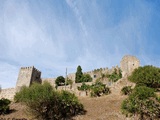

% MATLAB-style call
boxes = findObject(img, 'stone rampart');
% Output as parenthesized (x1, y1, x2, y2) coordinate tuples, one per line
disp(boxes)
(1, 55, 140, 99)
(0, 88, 16, 100)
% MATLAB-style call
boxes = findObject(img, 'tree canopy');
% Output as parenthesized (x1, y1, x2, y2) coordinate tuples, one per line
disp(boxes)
(128, 65, 160, 88)
(55, 76, 65, 86)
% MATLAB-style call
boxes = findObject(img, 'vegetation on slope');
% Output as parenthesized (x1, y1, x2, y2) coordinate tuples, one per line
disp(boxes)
(75, 65, 93, 83)
(0, 98, 11, 115)
(121, 86, 132, 95)
(128, 65, 160, 88)
(106, 68, 122, 82)
(122, 65, 160, 120)
(14, 82, 85, 120)
(78, 81, 110, 97)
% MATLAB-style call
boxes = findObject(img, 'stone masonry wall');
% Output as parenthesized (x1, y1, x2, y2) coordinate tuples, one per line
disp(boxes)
(0, 88, 16, 100)
(16, 66, 41, 92)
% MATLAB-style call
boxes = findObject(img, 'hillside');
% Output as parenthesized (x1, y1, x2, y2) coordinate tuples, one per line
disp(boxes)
(0, 77, 137, 120)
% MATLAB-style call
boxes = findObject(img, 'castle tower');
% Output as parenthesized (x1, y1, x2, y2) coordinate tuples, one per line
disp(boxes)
(120, 55, 140, 77)
(16, 66, 41, 92)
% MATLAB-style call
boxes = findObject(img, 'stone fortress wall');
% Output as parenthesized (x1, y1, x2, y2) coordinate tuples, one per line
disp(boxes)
(0, 55, 140, 100)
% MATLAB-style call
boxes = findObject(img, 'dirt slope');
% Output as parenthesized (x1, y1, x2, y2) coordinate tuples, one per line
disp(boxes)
(0, 78, 135, 120)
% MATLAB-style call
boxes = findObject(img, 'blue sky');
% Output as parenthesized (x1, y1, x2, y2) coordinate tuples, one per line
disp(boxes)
(0, 0, 160, 88)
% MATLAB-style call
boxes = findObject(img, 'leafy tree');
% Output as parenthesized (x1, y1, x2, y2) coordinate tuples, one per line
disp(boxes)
(121, 86, 160, 120)
(14, 82, 85, 120)
(75, 65, 83, 83)
(55, 76, 65, 86)
(0, 98, 11, 115)
(81, 74, 92, 82)
(128, 65, 160, 88)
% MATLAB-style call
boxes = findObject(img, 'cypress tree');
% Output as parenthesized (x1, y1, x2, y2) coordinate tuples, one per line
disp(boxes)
(75, 65, 83, 83)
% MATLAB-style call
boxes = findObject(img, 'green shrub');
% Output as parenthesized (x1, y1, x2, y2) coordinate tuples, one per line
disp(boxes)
(14, 82, 85, 120)
(121, 86, 132, 95)
(107, 68, 122, 82)
(128, 65, 160, 88)
(77, 83, 90, 91)
(59, 91, 84, 118)
(121, 86, 160, 119)
(90, 81, 110, 97)
(77, 81, 110, 97)
(0, 98, 11, 115)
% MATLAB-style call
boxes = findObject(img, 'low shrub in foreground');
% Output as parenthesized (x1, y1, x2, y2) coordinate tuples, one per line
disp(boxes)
(0, 98, 11, 115)
(121, 86, 160, 120)
(14, 82, 85, 120)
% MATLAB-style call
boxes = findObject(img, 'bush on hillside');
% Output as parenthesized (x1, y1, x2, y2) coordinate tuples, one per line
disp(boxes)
(121, 86, 160, 119)
(77, 81, 110, 97)
(77, 83, 90, 91)
(128, 65, 160, 88)
(121, 86, 132, 95)
(107, 68, 122, 82)
(0, 98, 11, 115)
(90, 81, 110, 97)
(14, 82, 85, 120)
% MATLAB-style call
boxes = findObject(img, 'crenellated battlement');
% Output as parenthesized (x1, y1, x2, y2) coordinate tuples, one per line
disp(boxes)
(16, 66, 41, 92)
(20, 66, 41, 73)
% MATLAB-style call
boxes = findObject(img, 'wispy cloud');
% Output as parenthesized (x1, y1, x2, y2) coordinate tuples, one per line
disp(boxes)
(0, 0, 159, 88)
(66, 0, 88, 36)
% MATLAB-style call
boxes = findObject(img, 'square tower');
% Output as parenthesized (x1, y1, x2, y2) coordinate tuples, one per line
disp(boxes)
(120, 55, 140, 77)
(16, 66, 41, 92)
